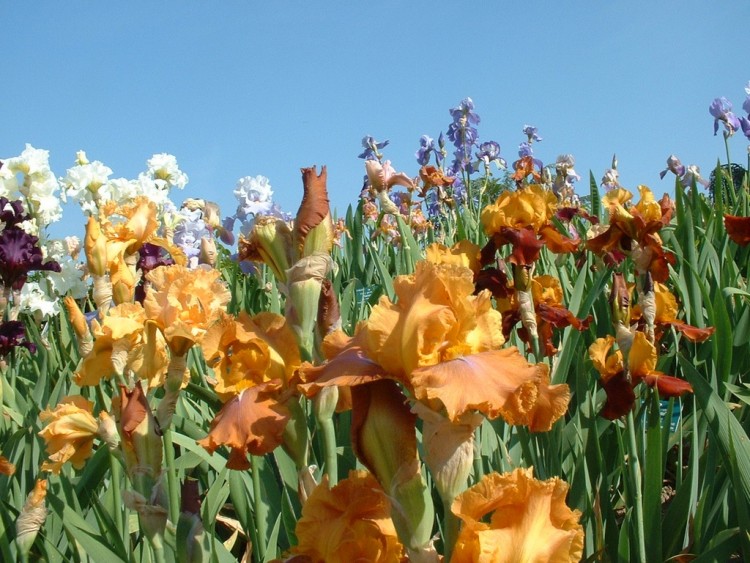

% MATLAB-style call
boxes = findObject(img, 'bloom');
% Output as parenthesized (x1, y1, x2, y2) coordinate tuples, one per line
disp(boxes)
(38, 396, 100, 474)
(709, 97, 741, 136)
(451, 468, 584, 563)
(144, 265, 231, 356)
(289, 470, 405, 562)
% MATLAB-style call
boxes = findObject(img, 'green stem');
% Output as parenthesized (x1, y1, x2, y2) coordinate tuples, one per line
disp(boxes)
(442, 498, 461, 562)
(317, 413, 338, 485)
(148, 534, 166, 563)
(472, 427, 483, 481)
(724, 134, 737, 204)
(252, 456, 268, 561)
(163, 428, 180, 525)
(626, 410, 647, 563)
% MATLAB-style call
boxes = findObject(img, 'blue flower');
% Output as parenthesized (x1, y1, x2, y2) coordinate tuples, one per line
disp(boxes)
(709, 97, 741, 136)
(475, 141, 506, 170)
(522, 125, 542, 143)
(517, 142, 544, 170)
(415, 135, 436, 166)
(358, 136, 389, 161)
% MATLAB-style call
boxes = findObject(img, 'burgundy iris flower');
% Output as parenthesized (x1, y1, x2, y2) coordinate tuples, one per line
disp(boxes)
(0, 320, 36, 356)
(0, 199, 61, 291)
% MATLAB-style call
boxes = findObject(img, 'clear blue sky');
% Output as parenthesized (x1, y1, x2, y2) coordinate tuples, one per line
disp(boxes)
(3, 1, 749, 240)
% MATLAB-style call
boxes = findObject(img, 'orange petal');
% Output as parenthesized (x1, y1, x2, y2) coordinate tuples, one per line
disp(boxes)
(539, 224, 579, 254)
(664, 320, 715, 342)
(198, 384, 289, 470)
(642, 371, 693, 398)
(451, 468, 584, 563)
(409, 349, 540, 423)
(297, 344, 389, 398)
(293, 470, 405, 563)
(527, 364, 571, 432)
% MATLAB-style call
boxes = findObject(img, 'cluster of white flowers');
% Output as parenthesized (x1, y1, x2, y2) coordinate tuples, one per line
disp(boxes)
(60, 151, 190, 217)
(147, 153, 189, 190)
(0, 144, 63, 234)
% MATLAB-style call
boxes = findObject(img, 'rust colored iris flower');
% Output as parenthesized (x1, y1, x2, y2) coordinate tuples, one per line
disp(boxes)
(38, 396, 100, 474)
(451, 467, 584, 563)
(481, 185, 579, 266)
(589, 332, 692, 419)
(198, 311, 301, 470)
(493, 274, 591, 358)
(587, 186, 675, 281)
(144, 264, 231, 356)
(724, 214, 750, 245)
(287, 470, 406, 563)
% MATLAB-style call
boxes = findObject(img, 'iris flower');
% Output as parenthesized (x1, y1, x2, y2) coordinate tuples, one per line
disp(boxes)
(198, 311, 301, 469)
(451, 468, 584, 563)
(284, 470, 405, 563)
(38, 396, 101, 474)
(587, 185, 675, 282)
(589, 332, 692, 419)
(0, 198, 61, 290)
(481, 184, 579, 267)
(0, 320, 36, 356)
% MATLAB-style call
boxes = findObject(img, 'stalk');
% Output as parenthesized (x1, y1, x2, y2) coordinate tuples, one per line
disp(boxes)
(252, 456, 268, 561)
(163, 429, 180, 525)
(626, 409, 647, 563)
(442, 498, 461, 562)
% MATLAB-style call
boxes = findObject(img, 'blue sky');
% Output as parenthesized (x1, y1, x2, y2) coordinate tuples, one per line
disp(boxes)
(3, 1, 749, 240)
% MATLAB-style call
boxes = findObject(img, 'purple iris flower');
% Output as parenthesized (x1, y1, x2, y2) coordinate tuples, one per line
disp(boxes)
(358, 136, 389, 161)
(0, 320, 35, 356)
(0, 205, 61, 291)
(659, 155, 686, 180)
(475, 141, 506, 169)
(415, 135, 436, 166)
(518, 142, 544, 170)
(522, 125, 542, 143)
(740, 117, 750, 141)
(135, 243, 176, 303)
(709, 97, 742, 136)
(447, 98, 480, 174)
(452, 175, 467, 203)
(743, 94, 750, 116)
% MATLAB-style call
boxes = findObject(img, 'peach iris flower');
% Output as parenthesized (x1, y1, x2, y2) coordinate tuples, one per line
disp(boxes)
(289, 470, 405, 563)
(76, 302, 169, 387)
(198, 311, 301, 470)
(0, 455, 16, 476)
(302, 260, 554, 427)
(38, 396, 100, 474)
(451, 467, 584, 563)
(144, 264, 231, 356)
(589, 332, 692, 419)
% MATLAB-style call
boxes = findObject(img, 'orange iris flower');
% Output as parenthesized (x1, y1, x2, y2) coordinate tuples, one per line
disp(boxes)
(38, 396, 101, 474)
(451, 467, 584, 563)
(284, 470, 406, 563)
(144, 264, 230, 356)
(198, 311, 302, 470)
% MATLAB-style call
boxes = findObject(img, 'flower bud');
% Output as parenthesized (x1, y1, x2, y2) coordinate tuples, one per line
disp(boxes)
(16, 479, 47, 558)
(293, 166, 333, 259)
(85, 216, 108, 276)
(238, 215, 292, 283)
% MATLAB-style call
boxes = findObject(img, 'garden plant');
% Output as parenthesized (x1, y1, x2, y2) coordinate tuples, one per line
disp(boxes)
(2, 88, 750, 562)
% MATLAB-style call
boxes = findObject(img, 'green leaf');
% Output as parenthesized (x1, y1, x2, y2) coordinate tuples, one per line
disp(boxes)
(47, 495, 124, 562)
(680, 354, 750, 510)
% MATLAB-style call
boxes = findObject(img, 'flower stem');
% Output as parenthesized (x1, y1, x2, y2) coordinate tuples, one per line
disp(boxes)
(626, 409, 647, 563)
(252, 456, 268, 561)
(163, 428, 180, 525)
(442, 498, 460, 562)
